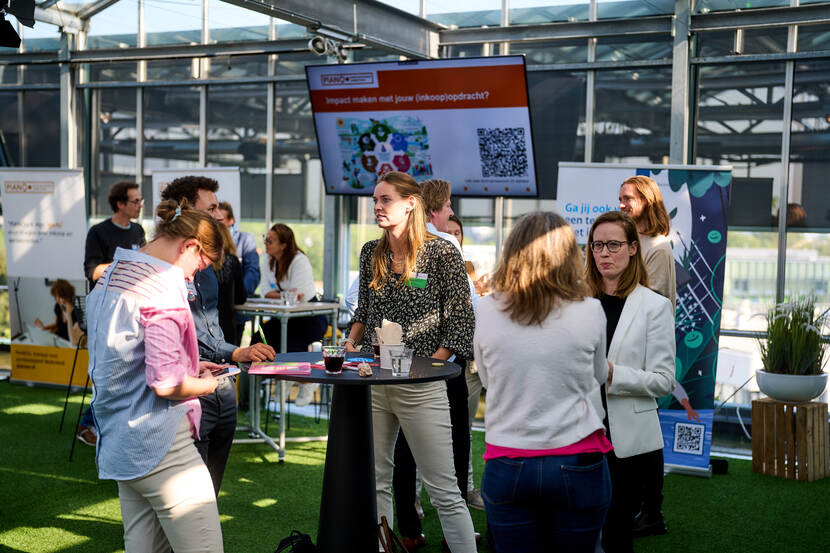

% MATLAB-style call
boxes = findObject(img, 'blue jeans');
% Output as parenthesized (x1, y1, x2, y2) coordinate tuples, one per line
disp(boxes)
(482, 453, 611, 553)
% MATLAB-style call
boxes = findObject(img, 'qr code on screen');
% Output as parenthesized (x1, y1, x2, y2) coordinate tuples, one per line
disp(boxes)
(477, 128, 528, 178)
(673, 422, 704, 455)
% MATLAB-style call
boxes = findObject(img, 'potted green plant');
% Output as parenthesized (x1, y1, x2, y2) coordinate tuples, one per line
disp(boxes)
(756, 297, 829, 402)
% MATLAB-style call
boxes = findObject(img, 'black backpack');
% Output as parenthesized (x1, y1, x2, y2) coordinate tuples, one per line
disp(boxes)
(274, 530, 317, 553)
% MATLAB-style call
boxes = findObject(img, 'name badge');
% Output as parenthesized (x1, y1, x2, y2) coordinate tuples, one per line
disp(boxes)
(407, 272, 428, 289)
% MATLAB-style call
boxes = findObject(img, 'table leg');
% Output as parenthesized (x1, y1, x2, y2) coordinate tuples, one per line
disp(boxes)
(317, 384, 377, 553)
(279, 318, 289, 462)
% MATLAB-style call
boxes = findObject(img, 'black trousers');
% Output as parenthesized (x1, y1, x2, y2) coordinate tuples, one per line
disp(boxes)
(393, 368, 470, 539)
(194, 377, 238, 496)
(638, 447, 664, 518)
(602, 448, 663, 553)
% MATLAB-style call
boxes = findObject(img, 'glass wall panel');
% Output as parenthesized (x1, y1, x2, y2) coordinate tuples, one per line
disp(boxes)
(742, 27, 788, 55)
(146, 59, 196, 82)
(429, 5, 503, 27)
(593, 67, 671, 164)
(696, 0, 788, 14)
(22, 64, 59, 85)
(22, 91, 59, 167)
(21, 23, 60, 52)
(143, 86, 201, 212)
(597, 0, 674, 19)
(208, 0, 270, 42)
(86, 1, 138, 49)
(144, 2, 202, 46)
(0, 65, 18, 84)
(88, 62, 138, 83)
(457, 198, 497, 282)
(596, 36, 672, 62)
(797, 22, 830, 52)
(0, 91, 21, 165)
(93, 88, 138, 217)
(511, 1, 590, 24)
(789, 59, 830, 230)
(273, 80, 325, 289)
(511, 40, 588, 64)
(207, 83, 267, 227)
(207, 55, 268, 80)
(276, 51, 328, 76)
(527, 70, 586, 199)
(696, 30, 735, 58)
(696, 62, 785, 330)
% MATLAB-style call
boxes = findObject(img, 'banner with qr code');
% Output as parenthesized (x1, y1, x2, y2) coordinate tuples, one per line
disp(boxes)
(306, 56, 538, 197)
(557, 163, 731, 473)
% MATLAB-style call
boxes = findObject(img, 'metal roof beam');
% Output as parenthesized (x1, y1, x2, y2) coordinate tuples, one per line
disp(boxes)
(34, 6, 87, 33)
(218, 0, 442, 59)
(78, 0, 123, 20)
(691, 4, 830, 32)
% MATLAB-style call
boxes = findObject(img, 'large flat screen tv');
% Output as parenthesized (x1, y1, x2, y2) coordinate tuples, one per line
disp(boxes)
(306, 55, 538, 197)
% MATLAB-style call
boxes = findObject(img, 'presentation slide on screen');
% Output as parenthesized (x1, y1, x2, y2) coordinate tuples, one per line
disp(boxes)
(306, 56, 537, 196)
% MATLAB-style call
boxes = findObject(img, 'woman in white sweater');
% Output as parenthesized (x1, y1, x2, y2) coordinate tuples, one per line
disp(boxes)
(585, 211, 676, 553)
(474, 211, 611, 553)
(257, 223, 326, 353)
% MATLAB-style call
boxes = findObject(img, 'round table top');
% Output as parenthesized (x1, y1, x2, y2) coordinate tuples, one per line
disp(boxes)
(247, 351, 461, 385)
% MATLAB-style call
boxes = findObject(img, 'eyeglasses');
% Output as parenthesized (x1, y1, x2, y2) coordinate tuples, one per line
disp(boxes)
(589, 240, 628, 253)
(264, 236, 273, 246)
(127, 198, 144, 206)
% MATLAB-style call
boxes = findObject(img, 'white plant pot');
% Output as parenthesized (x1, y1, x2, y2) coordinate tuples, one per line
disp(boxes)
(756, 370, 828, 402)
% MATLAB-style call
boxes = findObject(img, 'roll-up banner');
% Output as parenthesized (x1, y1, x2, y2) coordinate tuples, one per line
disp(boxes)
(558, 162, 732, 475)
(151, 167, 241, 220)
(0, 168, 89, 386)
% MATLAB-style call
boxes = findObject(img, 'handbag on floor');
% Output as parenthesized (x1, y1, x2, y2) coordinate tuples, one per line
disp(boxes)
(377, 515, 408, 553)
(274, 530, 317, 553)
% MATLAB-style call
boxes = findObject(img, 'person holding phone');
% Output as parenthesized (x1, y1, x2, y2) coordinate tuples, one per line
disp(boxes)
(86, 200, 228, 552)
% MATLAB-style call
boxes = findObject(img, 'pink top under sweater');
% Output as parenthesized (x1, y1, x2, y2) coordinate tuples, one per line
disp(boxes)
(484, 429, 613, 460)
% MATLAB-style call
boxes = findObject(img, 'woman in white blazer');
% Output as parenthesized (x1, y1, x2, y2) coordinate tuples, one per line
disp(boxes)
(585, 211, 675, 553)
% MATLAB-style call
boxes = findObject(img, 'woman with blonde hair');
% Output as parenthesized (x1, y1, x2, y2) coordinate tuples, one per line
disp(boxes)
(475, 211, 611, 552)
(585, 210, 675, 553)
(343, 171, 477, 552)
(87, 199, 228, 552)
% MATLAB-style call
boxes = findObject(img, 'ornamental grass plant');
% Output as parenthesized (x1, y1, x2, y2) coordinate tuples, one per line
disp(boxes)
(758, 296, 830, 376)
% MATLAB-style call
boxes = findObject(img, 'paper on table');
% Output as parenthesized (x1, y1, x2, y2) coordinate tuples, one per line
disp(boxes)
(248, 362, 311, 376)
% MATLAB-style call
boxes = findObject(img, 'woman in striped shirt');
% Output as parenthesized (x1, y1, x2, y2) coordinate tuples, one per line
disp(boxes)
(87, 200, 227, 553)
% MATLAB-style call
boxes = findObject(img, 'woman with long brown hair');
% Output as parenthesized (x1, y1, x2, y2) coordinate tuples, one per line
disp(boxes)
(585, 210, 675, 553)
(474, 211, 611, 552)
(257, 223, 326, 353)
(343, 171, 477, 552)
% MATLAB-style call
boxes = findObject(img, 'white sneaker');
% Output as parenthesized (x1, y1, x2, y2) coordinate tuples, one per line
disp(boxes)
(294, 383, 318, 407)
(466, 488, 485, 510)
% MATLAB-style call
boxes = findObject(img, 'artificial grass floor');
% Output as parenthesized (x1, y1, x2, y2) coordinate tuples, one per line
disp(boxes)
(1, 380, 829, 552)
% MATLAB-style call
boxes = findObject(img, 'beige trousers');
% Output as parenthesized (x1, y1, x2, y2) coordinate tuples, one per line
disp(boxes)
(117, 418, 224, 553)
(372, 381, 476, 553)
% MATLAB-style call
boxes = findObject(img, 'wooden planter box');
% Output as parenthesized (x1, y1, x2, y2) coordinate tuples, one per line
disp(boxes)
(752, 398, 829, 481)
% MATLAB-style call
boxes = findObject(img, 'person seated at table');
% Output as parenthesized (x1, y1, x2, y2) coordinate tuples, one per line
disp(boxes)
(86, 200, 226, 552)
(255, 223, 327, 406)
(34, 278, 82, 346)
(343, 171, 477, 553)
(585, 211, 676, 553)
(474, 211, 611, 552)
(215, 223, 246, 345)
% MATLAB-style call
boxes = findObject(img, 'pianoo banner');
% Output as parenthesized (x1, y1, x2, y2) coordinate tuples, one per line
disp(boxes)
(0, 168, 89, 386)
(558, 162, 733, 474)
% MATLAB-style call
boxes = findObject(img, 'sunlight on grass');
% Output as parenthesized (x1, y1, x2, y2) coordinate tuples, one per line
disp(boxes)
(0, 526, 89, 551)
(219, 514, 233, 523)
(0, 467, 96, 484)
(238, 477, 254, 483)
(252, 498, 278, 508)
(56, 498, 122, 524)
(3, 403, 62, 416)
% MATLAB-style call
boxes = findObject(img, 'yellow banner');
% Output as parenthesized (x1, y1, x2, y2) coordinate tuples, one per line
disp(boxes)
(11, 344, 89, 387)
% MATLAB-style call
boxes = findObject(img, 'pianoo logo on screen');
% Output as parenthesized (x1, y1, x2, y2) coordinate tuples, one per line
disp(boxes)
(4, 181, 55, 194)
(320, 72, 374, 86)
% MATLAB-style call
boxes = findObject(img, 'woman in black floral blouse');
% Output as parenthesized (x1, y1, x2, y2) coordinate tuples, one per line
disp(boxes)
(344, 171, 477, 552)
